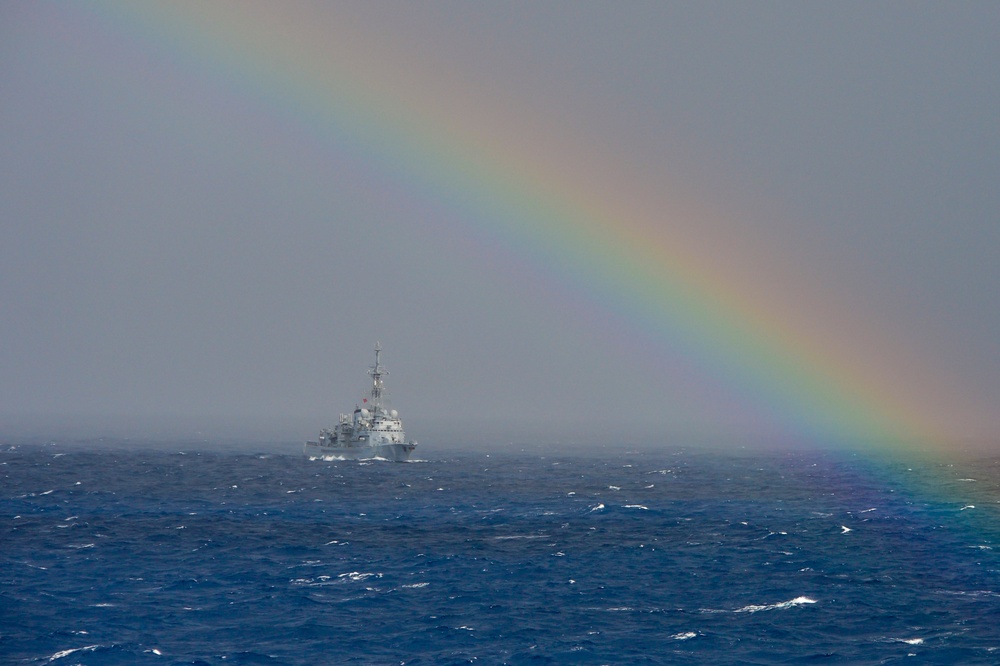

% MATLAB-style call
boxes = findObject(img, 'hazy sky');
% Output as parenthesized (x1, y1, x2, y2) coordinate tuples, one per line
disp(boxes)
(2, 2, 999, 449)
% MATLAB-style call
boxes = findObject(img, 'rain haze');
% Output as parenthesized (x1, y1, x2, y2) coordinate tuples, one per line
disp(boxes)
(2, 2, 999, 452)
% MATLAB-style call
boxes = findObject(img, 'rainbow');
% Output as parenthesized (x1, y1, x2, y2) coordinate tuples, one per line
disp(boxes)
(75, 1, 973, 457)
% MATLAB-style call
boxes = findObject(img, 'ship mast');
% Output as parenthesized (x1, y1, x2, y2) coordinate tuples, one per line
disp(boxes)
(369, 341, 386, 408)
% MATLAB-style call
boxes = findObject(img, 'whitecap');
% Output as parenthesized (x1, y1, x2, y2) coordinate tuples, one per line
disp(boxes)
(47, 645, 100, 661)
(590, 503, 605, 512)
(671, 631, 697, 640)
(401, 582, 429, 588)
(757, 530, 787, 540)
(880, 636, 924, 645)
(623, 505, 649, 510)
(734, 596, 816, 613)
(339, 571, 381, 582)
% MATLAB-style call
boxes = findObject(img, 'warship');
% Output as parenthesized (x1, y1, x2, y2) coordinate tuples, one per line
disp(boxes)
(304, 343, 417, 462)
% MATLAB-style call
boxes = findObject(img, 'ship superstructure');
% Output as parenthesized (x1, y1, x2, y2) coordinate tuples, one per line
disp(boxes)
(304, 343, 417, 462)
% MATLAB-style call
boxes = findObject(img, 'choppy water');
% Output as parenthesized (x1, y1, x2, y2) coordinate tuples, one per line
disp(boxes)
(3, 443, 1000, 664)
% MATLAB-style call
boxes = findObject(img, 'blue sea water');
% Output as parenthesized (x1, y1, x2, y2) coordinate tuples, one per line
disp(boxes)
(3, 443, 1000, 665)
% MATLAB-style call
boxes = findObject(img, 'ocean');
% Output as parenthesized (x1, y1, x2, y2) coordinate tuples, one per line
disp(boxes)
(3, 442, 999, 665)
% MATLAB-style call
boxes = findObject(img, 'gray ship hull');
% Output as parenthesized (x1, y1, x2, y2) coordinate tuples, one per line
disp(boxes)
(304, 440, 415, 462)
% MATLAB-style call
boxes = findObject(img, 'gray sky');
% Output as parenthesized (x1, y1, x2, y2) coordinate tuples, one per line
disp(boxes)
(2, 2, 999, 449)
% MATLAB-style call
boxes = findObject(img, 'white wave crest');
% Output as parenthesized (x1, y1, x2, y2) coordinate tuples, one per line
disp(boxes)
(879, 636, 925, 645)
(47, 645, 100, 662)
(734, 596, 817, 613)
(339, 571, 381, 582)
